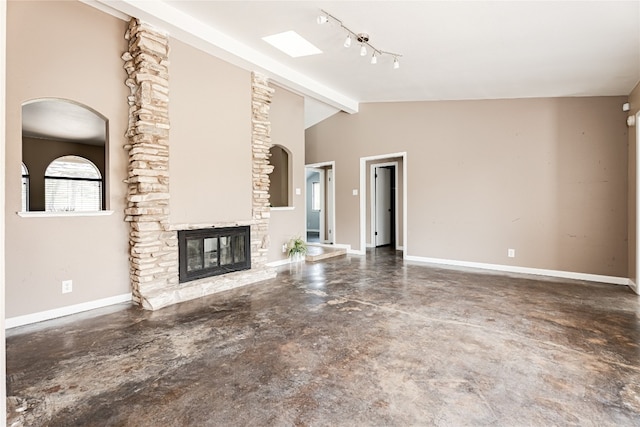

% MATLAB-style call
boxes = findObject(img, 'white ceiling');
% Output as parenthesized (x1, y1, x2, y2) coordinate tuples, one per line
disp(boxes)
(83, 1, 640, 127)
(22, 99, 106, 145)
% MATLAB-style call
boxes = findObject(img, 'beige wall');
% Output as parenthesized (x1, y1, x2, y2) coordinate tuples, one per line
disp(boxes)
(5, 1, 130, 317)
(168, 41, 305, 262)
(22, 137, 105, 211)
(307, 97, 628, 277)
(628, 82, 640, 284)
(169, 38, 252, 225)
(268, 85, 305, 262)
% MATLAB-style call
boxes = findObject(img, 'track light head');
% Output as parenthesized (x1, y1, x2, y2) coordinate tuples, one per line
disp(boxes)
(371, 53, 378, 64)
(393, 57, 400, 69)
(317, 15, 328, 24)
(357, 34, 369, 56)
(344, 34, 352, 48)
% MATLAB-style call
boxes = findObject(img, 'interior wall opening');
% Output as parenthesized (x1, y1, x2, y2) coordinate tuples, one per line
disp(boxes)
(21, 98, 108, 212)
(360, 153, 407, 257)
(305, 161, 335, 245)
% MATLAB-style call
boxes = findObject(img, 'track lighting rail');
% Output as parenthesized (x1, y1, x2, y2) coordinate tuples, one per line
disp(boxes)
(317, 9, 402, 69)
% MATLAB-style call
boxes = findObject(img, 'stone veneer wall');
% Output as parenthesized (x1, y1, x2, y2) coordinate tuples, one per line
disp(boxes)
(122, 19, 275, 311)
(250, 72, 276, 267)
(122, 19, 176, 308)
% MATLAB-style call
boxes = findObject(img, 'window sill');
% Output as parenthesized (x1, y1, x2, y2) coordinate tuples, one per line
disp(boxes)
(270, 207, 295, 211)
(17, 210, 115, 218)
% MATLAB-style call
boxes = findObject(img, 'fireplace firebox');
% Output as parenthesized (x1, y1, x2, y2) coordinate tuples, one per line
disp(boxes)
(178, 226, 251, 283)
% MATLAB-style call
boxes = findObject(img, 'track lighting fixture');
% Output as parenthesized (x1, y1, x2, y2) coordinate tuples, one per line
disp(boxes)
(317, 9, 402, 69)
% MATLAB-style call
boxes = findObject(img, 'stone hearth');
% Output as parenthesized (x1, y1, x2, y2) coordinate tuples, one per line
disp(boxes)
(122, 19, 275, 310)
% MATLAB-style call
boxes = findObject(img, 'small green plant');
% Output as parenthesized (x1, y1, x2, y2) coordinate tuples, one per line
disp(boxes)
(287, 236, 307, 258)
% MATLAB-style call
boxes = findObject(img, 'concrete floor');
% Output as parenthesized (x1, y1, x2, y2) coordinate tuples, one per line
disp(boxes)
(6, 249, 640, 426)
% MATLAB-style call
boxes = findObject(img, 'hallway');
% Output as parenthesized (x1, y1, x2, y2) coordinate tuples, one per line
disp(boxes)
(6, 250, 640, 426)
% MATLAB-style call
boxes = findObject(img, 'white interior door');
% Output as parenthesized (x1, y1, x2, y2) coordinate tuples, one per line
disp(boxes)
(326, 169, 334, 243)
(375, 166, 391, 246)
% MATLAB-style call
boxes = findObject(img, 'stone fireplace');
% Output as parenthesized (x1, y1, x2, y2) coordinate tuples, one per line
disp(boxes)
(122, 19, 276, 310)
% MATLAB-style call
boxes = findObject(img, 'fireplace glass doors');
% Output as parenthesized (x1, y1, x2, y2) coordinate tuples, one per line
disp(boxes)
(178, 226, 251, 283)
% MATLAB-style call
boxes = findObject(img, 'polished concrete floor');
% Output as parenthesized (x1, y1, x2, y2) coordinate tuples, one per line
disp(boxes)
(6, 249, 640, 426)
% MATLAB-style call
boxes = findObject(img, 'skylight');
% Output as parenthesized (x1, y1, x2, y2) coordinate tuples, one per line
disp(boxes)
(262, 31, 322, 58)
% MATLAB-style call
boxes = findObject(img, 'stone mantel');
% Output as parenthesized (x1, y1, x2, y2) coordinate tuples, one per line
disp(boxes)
(169, 219, 257, 231)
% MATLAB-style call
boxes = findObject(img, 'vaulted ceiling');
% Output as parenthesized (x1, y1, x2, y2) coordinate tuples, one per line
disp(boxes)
(86, 1, 640, 127)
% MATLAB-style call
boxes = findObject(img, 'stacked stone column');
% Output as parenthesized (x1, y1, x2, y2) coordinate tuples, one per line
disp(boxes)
(251, 73, 275, 268)
(122, 19, 177, 307)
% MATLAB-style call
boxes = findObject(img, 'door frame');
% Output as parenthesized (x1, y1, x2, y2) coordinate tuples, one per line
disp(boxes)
(359, 152, 407, 257)
(326, 168, 334, 244)
(634, 110, 640, 294)
(305, 161, 336, 244)
(306, 167, 325, 241)
(370, 161, 398, 248)
(1, 0, 7, 416)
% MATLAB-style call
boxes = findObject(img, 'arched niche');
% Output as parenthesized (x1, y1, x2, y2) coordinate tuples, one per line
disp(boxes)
(269, 144, 292, 208)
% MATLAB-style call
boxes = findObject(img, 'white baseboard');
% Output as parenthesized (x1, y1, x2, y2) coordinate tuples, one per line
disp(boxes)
(6, 293, 133, 329)
(404, 255, 629, 286)
(396, 246, 404, 251)
(332, 243, 351, 250)
(629, 280, 639, 294)
(266, 258, 295, 267)
(366, 243, 375, 248)
(307, 242, 361, 255)
(306, 229, 320, 233)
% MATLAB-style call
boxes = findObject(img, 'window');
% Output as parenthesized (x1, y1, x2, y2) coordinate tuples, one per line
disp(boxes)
(45, 156, 102, 212)
(311, 181, 321, 211)
(21, 163, 29, 212)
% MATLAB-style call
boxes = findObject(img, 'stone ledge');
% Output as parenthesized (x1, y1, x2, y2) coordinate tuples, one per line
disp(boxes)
(170, 220, 257, 231)
(140, 267, 277, 310)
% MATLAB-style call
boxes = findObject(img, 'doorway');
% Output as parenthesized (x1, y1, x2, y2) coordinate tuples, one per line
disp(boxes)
(305, 162, 335, 244)
(359, 152, 407, 257)
(372, 164, 396, 247)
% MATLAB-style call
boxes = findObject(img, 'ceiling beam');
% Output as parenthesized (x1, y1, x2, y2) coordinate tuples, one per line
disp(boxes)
(81, 0, 359, 114)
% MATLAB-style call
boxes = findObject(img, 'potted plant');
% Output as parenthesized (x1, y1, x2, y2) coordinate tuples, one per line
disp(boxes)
(287, 236, 307, 262)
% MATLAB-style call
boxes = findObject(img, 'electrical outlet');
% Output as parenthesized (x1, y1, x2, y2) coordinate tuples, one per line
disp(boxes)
(62, 280, 73, 294)
(508, 249, 515, 258)
(282, 244, 287, 253)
